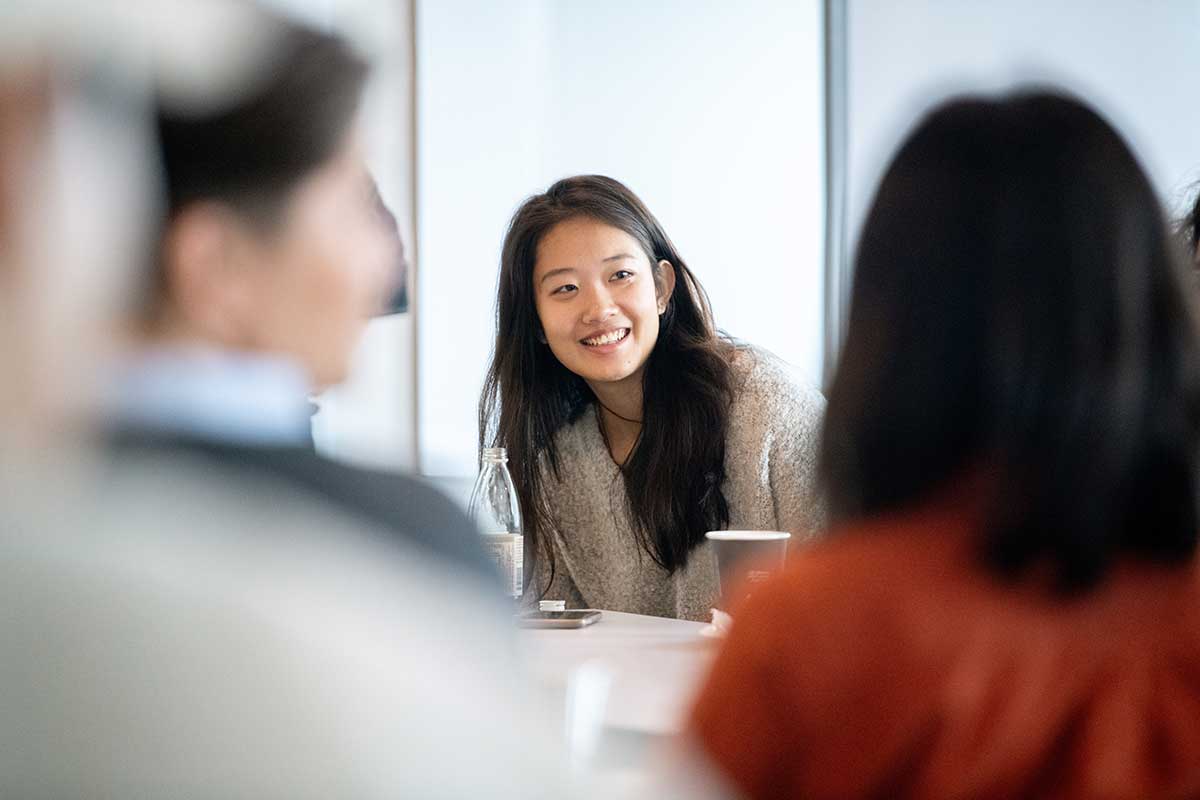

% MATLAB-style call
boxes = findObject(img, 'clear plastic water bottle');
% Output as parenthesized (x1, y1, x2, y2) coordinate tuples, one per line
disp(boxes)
(468, 447, 524, 599)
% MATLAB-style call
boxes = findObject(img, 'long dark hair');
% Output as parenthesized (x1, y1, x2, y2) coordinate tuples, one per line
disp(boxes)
(821, 90, 1200, 591)
(1179, 184, 1200, 264)
(479, 175, 735, 585)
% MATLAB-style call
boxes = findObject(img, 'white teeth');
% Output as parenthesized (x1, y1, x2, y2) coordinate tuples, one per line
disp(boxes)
(583, 328, 629, 346)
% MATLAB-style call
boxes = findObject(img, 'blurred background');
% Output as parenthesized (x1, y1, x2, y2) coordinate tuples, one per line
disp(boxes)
(288, 0, 1200, 490)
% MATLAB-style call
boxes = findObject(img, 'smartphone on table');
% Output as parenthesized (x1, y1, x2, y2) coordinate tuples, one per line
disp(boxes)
(516, 609, 602, 629)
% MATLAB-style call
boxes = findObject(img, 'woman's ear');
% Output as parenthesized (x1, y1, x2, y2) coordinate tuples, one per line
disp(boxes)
(655, 259, 677, 314)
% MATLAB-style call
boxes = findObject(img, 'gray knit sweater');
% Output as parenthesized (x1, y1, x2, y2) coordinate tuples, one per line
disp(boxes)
(526, 346, 826, 621)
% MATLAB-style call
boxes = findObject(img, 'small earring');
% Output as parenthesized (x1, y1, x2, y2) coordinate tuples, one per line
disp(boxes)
(537, 330, 548, 344)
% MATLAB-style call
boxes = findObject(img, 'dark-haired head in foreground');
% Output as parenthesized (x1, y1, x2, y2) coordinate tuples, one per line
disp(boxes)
(117, 12, 495, 583)
(147, 16, 396, 389)
(821, 90, 1200, 591)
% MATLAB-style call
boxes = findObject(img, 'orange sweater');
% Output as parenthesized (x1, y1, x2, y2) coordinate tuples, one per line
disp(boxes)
(689, 495, 1200, 799)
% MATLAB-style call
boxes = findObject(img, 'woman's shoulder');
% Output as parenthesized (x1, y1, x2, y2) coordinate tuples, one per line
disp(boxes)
(547, 406, 594, 458)
(727, 343, 825, 422)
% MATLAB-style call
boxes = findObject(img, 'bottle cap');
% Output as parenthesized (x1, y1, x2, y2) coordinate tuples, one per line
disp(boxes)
(539, 600, 566, 612)
(481, 447, 508, 463)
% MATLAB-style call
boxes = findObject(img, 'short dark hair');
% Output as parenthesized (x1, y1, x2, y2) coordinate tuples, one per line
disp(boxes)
(821, 90, 1200, 591)
(155, 17, 368, 226)
(144, 16, 367, 321)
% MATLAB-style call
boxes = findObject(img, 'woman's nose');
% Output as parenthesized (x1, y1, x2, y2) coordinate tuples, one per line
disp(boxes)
(581, 287, 618, 325)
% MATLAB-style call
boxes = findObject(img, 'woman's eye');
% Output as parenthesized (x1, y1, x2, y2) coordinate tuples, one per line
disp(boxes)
(551, 284, 577, 296)
(611, 270, 634, 281)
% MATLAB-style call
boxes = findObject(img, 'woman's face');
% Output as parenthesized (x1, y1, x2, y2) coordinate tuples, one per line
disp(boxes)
(532, 217, 674, 393)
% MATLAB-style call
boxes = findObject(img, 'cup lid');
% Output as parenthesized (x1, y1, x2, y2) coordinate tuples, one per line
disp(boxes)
(705, 530, 791, 541)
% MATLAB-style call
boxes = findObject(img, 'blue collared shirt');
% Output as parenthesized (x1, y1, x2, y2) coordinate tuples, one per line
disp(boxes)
(106, 346, 314, 447)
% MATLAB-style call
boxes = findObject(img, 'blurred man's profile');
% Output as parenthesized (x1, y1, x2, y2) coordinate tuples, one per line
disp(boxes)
(107, 10, 494, 584)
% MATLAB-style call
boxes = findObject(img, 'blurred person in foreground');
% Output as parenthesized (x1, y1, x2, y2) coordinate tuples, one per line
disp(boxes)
(1, 5, 578, 798)
(107, 12, 494, 584)
(687, 91, 1200, 798)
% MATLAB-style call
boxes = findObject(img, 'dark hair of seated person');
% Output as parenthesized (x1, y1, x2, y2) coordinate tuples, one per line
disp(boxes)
(145, 16, 368, 316)
(820, 90, 1200, 592)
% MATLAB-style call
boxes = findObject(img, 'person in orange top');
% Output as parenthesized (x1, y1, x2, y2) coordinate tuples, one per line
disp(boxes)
(688, 90, 1200, 799)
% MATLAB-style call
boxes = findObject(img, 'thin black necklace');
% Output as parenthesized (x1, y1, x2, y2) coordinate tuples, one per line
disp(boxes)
(595, 399, 643, 425)
(595, 400, 643, 469)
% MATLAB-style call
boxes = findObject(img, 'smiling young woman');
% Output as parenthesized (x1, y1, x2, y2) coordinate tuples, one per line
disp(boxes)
(479, 175, 825, 620)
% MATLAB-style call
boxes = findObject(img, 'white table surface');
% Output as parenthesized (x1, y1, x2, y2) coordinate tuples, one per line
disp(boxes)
(517, 610, 720, 735)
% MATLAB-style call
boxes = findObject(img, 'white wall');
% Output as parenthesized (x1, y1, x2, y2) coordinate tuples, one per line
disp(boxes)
(845, 0, 1200, 250)
(317, 2, 1200, 476)
(416, 0, 825, 476)
(414, 1, 551, 477)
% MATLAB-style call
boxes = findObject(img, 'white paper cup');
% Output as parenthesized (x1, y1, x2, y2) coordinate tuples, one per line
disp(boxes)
(706, 530, 791, 610)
